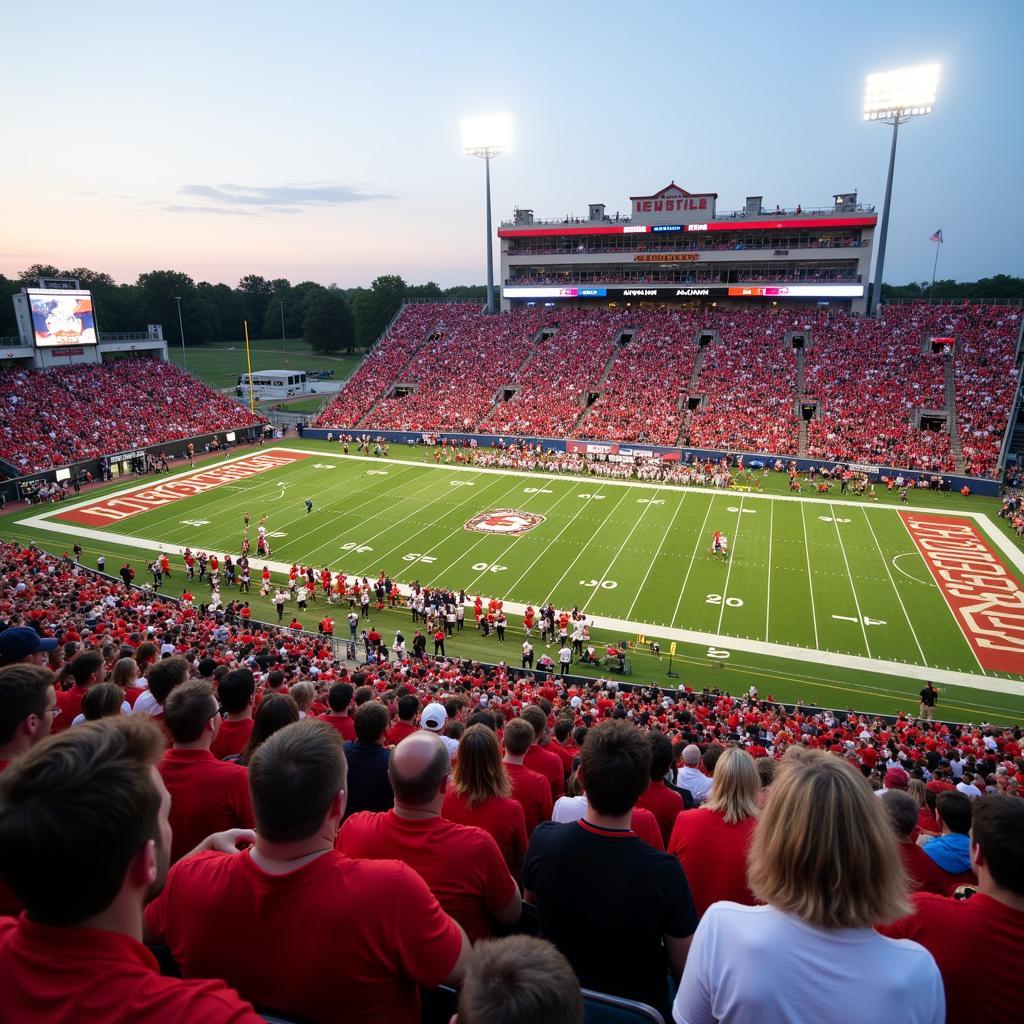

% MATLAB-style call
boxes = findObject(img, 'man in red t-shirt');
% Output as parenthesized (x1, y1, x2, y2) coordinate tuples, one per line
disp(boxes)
(549, 718, 578, 776)
(878, 795, 1024, 1023)
(502, 718, 553, 835)
(880, 791, 949, 895)
(321, 681, 356, 741)
(159, 681, 254, 862)
(520, 706, 566, 801)
(338, 731, 521, 941)
(0, 717, 261, 1023)
(146, 718, 469, 1024)
(210, 670, 255, 761)
(55, 650, 105, 733)
(637, 731, 684, 846)
(387, 694, 419, 746)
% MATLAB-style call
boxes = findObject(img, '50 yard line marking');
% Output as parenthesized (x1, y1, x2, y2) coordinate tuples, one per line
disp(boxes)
(829, 502, 871, 656)
(716, 497, 744, 635)
(799, 503, 820, 650)
(627, 492, 687, 620)
(765, 500, 774, 642)
(862, 509, 928, 666)
(671, 495, 716, 628)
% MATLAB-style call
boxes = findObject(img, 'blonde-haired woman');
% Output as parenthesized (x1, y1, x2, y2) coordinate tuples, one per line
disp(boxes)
(672, 748, 943, 1024)
(442, 724, 528, 875)
(668, 746, 760, 918)
(290, 681, 316, 718)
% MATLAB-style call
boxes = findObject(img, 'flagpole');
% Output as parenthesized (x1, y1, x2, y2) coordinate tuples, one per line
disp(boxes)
(928, 238, 941, 302)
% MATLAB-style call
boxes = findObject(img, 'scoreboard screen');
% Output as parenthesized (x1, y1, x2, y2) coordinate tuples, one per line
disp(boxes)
(26, 290, 98, 347)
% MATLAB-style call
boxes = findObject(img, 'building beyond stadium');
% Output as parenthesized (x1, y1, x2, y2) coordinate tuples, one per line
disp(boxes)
(499, 182, 877, 314)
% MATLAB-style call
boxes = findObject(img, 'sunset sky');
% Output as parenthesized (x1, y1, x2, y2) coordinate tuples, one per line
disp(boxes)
(1, 0, 1021, 289)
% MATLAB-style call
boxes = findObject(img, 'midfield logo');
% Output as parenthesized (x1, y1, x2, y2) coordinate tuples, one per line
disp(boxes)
(465, 509, 545, 535)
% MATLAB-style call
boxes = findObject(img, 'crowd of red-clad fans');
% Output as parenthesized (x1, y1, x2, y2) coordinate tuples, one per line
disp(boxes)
(0, 537, 1021, 1023)
(315, 302, 1020, 478)
(0, 359, 263, 475)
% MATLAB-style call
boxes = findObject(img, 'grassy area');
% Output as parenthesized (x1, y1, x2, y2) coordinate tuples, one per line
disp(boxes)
(168, 339, 363, 390)
(6, 438, 1022, 723)
(271, 396, 329, 414)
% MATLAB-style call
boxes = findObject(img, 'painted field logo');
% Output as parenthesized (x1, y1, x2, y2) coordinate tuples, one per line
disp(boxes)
(465, 509, 544, 535)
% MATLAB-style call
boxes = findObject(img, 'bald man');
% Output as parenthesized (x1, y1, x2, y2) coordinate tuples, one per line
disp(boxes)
(338, 732, 521, 941)
(677, 744, 712, 805)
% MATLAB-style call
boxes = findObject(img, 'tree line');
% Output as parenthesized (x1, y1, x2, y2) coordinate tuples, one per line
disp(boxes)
(879, 274, 1024, 303)
(0, 267, 486, 354)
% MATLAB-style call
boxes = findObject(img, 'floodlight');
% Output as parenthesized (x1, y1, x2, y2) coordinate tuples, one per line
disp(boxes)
(863, 64, 940, 121)
(462, 113, 512, 156)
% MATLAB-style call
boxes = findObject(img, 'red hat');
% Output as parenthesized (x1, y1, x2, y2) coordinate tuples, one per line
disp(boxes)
(926, 780, 955, 794)
(885, 766, 909, 789)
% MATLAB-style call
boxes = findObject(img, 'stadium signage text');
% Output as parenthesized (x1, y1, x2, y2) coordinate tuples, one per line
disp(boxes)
(634, 254, 700, 263)
(899, 512, 1024, 674)
(55, 450, 310, 527)
(504, 284, 864, 301)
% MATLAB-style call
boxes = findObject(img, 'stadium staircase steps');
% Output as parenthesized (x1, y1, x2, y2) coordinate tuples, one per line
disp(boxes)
(674, 343, 710, 445)
(572, 335, 629, 431)
(354, 319, 439, 428)
(944, 355, 966, 474)
(475, 333, 550, 430)
(796, 347, 808, 456)
(798, 419, 809, 457)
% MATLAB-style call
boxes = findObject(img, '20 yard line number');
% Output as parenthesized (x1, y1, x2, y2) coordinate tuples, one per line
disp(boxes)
(706, 593, 744, 607)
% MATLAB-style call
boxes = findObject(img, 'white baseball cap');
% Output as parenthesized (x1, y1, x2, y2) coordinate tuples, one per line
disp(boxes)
(421, 701, 448, 731)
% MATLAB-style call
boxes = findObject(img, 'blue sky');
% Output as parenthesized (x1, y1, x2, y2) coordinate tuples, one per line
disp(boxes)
(1, 0, 1021, 288)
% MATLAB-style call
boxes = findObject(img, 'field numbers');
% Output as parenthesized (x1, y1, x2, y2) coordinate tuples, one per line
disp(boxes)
(637, 498, 665, 505)
(180, 519, 210, 527)
(449, 480, 475, 487)
(341, 542, 373, 554)
(579, 578, 618, 589)
(267, 531, 288, 538)
(818, 516, 851, 523)
(832, 614, 887, 626)
(577, 493, 606, 500)
(365, 470, 388, 476)
(402, 553, 437, 564)
(706, 647, 730, 659)
(523, 487, 552, 494)
(706, 593, 744, 607)
(312, 463, 337, 469)
(471, 562, 508, 573)
(726, 506, 757, 514)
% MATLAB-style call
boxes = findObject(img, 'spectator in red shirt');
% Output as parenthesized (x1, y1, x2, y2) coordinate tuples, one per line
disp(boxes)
(549, 717, 579, 774)
(231, 693, 299, 767)
(54, 650, 105, 732)
(386, 694, 419, 746)
(321, 681, 356, 740)
(880, 791, 949, 895)
(145, 718, 469, 1024)
(668, 746, 760, 917)
(879, 795, 1024, 1023)
(159, 680, 254, 863)
(520, 706, 566, 801)
(0, 665, 58, 776)
(502, 718, 553, 835)
(0, 717, 262, 1024)
(210, 670, 255, 761)
(637, 730, 685, 846)
(457, 935, 583, 1024)
(443, 724, 528, 876)
(339, 731, 521, 941)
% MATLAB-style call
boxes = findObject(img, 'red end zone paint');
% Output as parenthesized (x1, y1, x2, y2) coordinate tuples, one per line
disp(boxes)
(55, 450, 310, 527)
(899, 511, 1024, 674)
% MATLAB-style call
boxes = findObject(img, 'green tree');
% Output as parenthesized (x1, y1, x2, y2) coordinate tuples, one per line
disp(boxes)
(136, 270, 204, 346)
(304, 287, 355, 353)
(238, 274, 275, 338)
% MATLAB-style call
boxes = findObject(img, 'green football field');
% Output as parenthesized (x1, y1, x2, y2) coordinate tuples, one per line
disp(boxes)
(7, 440, 1024, 724)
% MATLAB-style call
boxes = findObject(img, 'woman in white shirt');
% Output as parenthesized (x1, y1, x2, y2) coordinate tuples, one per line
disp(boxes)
(673, 747, 944, 1024)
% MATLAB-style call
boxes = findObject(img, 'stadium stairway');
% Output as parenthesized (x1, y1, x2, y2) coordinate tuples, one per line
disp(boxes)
(474, 329, 553, 429)
(674, 334, 711, 445)
(572, 328, 630, 432)
(945, 354, 966, 474)
(796, 345, 809, 457)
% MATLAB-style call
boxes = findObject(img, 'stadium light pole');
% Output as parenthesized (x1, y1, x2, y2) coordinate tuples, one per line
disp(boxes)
(462, 114, 512, 316)
(174, 295, 188, 373)
(863, 64, 940, 315)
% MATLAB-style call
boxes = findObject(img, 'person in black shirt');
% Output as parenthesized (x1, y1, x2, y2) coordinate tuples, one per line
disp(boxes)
(919, 682, 939, 721)
(523, 720, 697, 1020)
(342, 702, 393, 819)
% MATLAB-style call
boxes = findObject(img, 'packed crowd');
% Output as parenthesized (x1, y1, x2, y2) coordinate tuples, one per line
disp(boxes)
(506, 265, 860, 287)
(0, 536, 1021, 1024)
(506, 230, 867, 256)
(0, 359, 263, 475)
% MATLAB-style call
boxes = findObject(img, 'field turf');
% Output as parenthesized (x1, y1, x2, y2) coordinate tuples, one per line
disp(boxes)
(6, 439, 1024, 724)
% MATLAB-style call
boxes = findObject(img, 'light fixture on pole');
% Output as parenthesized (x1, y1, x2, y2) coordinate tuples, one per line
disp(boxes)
(863, 63, 940, 314)
(174, 295, 188, 373)
(462, 113, 512, 315)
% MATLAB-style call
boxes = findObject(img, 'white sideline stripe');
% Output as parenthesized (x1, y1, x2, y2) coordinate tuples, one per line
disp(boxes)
(15, 447, 1024, 697)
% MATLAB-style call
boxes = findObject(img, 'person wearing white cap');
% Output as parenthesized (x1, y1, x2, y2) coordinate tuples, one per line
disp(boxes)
(421, 701, 459, 759)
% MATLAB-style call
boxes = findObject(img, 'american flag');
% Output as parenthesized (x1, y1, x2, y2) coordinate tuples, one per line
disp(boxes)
(930, 228, 943, 243)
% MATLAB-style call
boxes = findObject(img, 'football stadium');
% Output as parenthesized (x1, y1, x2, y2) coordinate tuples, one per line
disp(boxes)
(0, 7, 1022, 1024)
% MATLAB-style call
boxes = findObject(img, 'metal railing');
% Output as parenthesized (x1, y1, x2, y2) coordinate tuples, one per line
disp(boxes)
(98, 332, 163, 343)
(0, 336, 27, 347)
(501, 204, 875, 228)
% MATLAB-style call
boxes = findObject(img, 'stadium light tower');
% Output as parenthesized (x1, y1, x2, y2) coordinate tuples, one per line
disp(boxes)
(173, 295, 188, 373)
(462, 113, 512, 315)
(863, 63, 940, 314)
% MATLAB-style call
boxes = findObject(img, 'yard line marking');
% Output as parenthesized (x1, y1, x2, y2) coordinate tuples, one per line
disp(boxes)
(716, 497, 744, 635)
(829, 503, 871, 656)
(799, 502, 820, 650)
(765, 499, 774, 642)
(861, 509, 928, 665)
(583, 484, 666, 615)
(501, 484, 611, 598)
(891, 552, 938, 586)
(542, 487, 632, 605)
(627, 492, 687, 620)
(671, 494, 716, 629)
